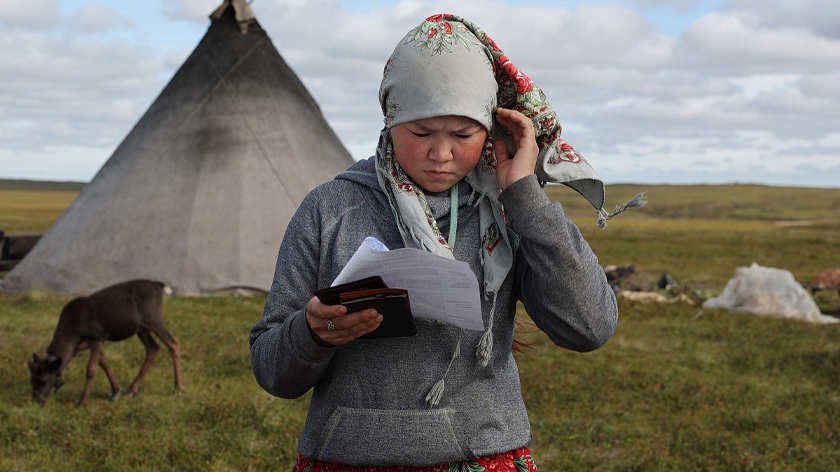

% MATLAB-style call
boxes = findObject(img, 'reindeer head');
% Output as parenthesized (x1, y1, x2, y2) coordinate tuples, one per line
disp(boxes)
(28, 353, 63, 405)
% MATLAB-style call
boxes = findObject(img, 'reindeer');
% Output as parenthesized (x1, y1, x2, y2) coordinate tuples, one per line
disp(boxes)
(27, 279, 184, 407)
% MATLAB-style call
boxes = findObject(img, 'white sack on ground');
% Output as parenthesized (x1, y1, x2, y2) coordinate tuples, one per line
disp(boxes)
(703, 263, 839, 324)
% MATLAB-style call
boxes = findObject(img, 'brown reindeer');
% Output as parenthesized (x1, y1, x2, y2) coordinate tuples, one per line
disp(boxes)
(27, 279, 183, 407)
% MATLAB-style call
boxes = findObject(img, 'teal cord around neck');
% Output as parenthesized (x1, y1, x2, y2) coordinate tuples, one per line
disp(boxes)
(448, 184, 458, 251)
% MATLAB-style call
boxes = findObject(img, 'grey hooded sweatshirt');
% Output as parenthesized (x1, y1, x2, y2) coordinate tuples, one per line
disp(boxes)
(249, 157, 617, 467)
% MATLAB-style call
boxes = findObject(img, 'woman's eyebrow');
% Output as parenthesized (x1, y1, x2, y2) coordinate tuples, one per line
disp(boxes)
(408, 123, 482, 133)
(411, 124, 434, 132)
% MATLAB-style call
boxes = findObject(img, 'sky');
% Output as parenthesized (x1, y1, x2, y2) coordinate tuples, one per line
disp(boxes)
(1, 0, 838, 187)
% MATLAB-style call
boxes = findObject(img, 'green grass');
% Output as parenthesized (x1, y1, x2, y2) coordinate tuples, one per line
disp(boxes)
(547, 183, 840, 222)
(3, 294, 839, 470)
(0, 183, 81, 234)
(1, 181, 840, 470)
(1, 295, 307, 471)
(547, 184, 840, 295)
(0, 179, 86, 192)
(0, 180, 85, 278)
(577, 219, 840, 295)
(518, 303, 840, 471)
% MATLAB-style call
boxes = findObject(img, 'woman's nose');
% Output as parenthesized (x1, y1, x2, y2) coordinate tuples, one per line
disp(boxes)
(428, 140, 453, 162)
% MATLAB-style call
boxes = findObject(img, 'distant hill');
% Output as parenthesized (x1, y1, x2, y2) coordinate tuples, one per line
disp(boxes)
(0, 179, 86, 192)
(0, 180, 85, 234)
(1, 178, 838, 289)
(547, 183, 840, 223)
(2, 178, 840, 223)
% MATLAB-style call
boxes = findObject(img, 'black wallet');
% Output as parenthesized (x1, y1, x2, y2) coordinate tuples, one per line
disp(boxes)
(314, 277, 416, 339)
(340, 288, 416, 339)
(314, 276, 387, 305)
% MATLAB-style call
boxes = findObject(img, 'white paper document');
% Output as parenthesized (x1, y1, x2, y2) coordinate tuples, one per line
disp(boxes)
(332, 238, 485, 331)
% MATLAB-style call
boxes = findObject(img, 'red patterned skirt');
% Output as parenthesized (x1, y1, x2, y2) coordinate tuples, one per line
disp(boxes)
(292, 447, 539, 472)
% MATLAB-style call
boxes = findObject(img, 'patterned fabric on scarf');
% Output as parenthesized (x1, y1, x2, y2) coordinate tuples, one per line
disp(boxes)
(375, 13, 640, 304)
(377, 14, 625, 232)
(374, 13, 644, 407)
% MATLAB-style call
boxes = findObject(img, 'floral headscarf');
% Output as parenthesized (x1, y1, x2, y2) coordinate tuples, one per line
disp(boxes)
(375, 14, 642, 406)
(378, 14, 644, 229)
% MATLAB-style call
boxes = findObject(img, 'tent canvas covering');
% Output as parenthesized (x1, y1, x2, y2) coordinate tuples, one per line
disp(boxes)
(0, 5, 354, 296)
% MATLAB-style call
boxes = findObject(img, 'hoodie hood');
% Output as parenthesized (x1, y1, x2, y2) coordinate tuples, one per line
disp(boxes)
(334, 156, 382, 191)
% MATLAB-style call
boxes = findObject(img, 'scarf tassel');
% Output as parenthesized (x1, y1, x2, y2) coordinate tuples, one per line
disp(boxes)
(425, 329, 463, 408)
(597, 192, 647, 229)
(425, 379, 446, 407)
(475, 292, 498, 368)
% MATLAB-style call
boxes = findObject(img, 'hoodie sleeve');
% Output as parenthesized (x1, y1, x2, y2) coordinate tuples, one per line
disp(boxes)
(499, 175, 618, 351)
(249, 190, 336, 399)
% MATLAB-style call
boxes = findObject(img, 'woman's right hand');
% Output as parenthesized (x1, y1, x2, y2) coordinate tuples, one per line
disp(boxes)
(494, 108, 539, 191)
(304, 296, 383, 347)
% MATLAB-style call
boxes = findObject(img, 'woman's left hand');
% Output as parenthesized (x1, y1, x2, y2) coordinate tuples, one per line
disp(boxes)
(494, 108, 539, 191)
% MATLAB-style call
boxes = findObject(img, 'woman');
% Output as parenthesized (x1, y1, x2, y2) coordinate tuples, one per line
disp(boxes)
(250, 14, 622, 470)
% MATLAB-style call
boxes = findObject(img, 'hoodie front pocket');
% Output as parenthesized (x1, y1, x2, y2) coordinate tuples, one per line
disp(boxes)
(318, 406, 467, 465)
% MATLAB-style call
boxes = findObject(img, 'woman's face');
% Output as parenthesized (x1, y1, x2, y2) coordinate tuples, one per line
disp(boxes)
(391, 115, 487, 193)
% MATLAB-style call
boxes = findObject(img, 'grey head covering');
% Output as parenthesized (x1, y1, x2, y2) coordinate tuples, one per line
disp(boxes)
(378, 14, 646, 230)
(374, 14, 643, 407)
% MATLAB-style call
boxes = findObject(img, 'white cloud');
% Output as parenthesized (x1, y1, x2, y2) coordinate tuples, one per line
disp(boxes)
(0, 0, 63, 30)
(725, 0, 840, 40)
(66, 4, 134, 36)
(0, 0, 838, 188)
(728, 74, 800, 100)
(546, 3, 666, 66)
(818, 133, 840, 149)
(0, 145, 114, 181)
(0, 28, 164, 152)
(678, 12, 840, 73)
(595, 131, 840, 187)
(162, 0, 226, 21)
(630, 0, 699, 11)
(800, 73, 840, 98)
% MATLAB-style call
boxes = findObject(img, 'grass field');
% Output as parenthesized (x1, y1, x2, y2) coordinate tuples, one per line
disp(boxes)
(1, 180, 839, 471)
(0, 180, 84, 234)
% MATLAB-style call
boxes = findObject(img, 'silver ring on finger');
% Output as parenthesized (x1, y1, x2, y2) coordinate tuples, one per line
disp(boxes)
(327, 319, 335, 331)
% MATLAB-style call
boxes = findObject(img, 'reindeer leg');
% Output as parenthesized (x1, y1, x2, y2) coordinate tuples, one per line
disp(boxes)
(148, 326, 184, 392)
(97, 350, 122, 402)
(125, 329, 159, 398)
(77, 341, 103, 408)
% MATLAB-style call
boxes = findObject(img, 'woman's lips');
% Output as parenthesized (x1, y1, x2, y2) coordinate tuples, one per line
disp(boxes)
(425, 170, 451, 178)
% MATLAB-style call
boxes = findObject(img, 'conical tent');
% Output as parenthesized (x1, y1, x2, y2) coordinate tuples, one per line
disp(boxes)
(1, 4, 354, 296)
